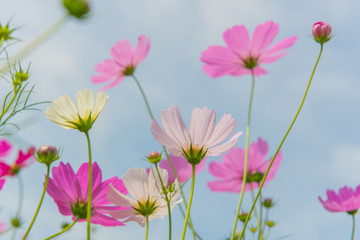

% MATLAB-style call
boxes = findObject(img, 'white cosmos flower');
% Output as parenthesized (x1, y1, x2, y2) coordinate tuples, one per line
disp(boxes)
(150, 106, 242, 162)
(106, 167, 181, 227)
(45, 89, 109, 132)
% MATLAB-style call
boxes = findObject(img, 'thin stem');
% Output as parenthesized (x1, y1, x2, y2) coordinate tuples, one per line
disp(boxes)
(258, 194, 263, 240)
(15, 174, 24, 217)
(239, 44, 324, 240)
(0, 15, 69, 73)
(351, 214, 356, 240)
(154, 165, 172, 240)
(84, 131, 93, 240)
(22, 165, 50, 240)
(44, 217, 79, 240)
(145, 215, 149, 240)
(250, 189, 259, 222)
(0, 92, 17, 123)
(181, 165, 196, 240)
(230, 71, 256, 240)
(132, 74, 198, 239)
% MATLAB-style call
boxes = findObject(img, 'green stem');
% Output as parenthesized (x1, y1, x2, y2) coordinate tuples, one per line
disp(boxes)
(239, 44, 324, 240)
(22, 165, 50, 240)
(258, 194, 263, 240)
(132, 74, 198, 239)
(154, 165, 172, 240)
(181, 165, 196, 240)
(145, 215, 149, 240)
(44, 217, 79, 240)
(84, 131, 93, 240)
(0, 92, 17, 123)
(351, 213, 356, 240)
(0, 15, 69, 73)
(230, 70, 256, 240)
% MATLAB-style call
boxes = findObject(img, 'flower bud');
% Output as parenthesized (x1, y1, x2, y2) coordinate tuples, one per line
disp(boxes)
(238, 212, 248, 222)
(0, 21, 15, 44)
(146, 151, 162, 164)
(263, 198, 274, 208)
(250, 227, 258, 233)
(63, 0, 90, 19)
(37, 145, 60, 166)
(13, 64, 30, 87)
(266, 220, 276, 228)
(312, 21, 332, 44)
(11, 217, 21, 228)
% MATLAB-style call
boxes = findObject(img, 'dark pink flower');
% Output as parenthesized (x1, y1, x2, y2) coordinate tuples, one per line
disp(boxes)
(200, 21, 297, 78)
(91, 35, 150, 91)
(312, 21, 332, 44)
(319, 185, 360, 213)
(46, 162, 127, 226)
(207, 138, 282, 192)
(159, 155, 206, 183)
(0, 147, 35, 177)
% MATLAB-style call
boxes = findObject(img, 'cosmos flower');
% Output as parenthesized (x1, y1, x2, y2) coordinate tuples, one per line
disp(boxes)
(91, 35, 150, 90)
(106, 167, 181, 227)
(159, 155, 206, 183)
(150, 106, 242, 165)
(0, 146, 36, 177)
(312, 21, 332, 44)
(207, 138, 282, 192)
(319, 185, 360, 213)
(45, 89, 109, 132)
(0, 140, 11, 158)
(46, 162, 127, 226)
(200, 21, 297, 77)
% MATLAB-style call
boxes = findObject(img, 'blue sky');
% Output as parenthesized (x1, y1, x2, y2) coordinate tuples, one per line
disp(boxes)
(1, 0, 360, 239)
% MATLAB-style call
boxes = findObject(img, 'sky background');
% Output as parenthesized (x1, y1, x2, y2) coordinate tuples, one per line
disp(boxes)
(0, 0, 360, 239)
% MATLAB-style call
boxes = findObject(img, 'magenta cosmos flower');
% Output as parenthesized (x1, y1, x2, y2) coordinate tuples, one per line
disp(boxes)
(159, 155, 206, 183)
(91, 35, 150, 91)
(151, 106, 242, 164)
(0, 179, 5, 190)
(46, 162, 127, 226)
(207, 138, 282, 192)
(200, 21, 297, 77)
(319, 185, 360, 213)
(0, 139, 11, 158)
(0, 146, 35, 177)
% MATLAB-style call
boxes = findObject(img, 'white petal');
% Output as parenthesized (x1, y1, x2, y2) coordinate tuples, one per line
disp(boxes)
(208, 131, 242, 156)
(189, 107, 216, 146)
(123, 168, 149, 201)
(92, 91, 109, 121)
(106, 184, 133, 207)
(76, 89, 94, 120)
(206, 113, 237, 147)
(150, 119, 181, 152)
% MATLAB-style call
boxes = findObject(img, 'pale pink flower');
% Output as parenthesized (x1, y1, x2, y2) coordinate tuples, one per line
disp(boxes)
(159, 155, 206, 183)
(106, 167, 181, 227)
(0, 147, 35, 177)
(91, 35, 150, 91)
(319, 185, 360, 213)
(200, 21, 297, 77)
(151, 106, 242, 163)
(46, 162, 127, 226)
(207, 138, 282, 192)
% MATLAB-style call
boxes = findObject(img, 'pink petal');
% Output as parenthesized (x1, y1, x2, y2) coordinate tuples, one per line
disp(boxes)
(0, 163, 11, 177)
(98, 76, 126, 91)
(250, 21, 279, 55)
(223, 25, 250, 56)
(91, 212, 125, 226)
(207, 178, 242, 192)
(150, 119, 182, 155)
(91, 74, 119, 84)
(15, 147, 35, 167)
(106, 184, 133, 208)
(260, 36, 297, 60)
(51, 162, 77, 201)
(207, 131, 242, 156)
(206, 113, 237, 148)
(189, 107, 216, 147)
(0, 140, 12, 158)
(94, 59, 121, 75)
(111, 40, 133, 67)
(0, 179, 5, 190)
(132, 35, 151, 66)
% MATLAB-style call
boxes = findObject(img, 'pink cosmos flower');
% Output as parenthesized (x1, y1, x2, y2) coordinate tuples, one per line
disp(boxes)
(91, 35, 150, 91)
(151, 106, 242, 163)
(200, 21, 297, 77)
(159, 155, 207, 183)
(319, 185, 360, 213)
(0, 146, 35, 177)
(207, 138, 282, 192)
(46, 162, 127, 226)
(0, 179, 5, 190)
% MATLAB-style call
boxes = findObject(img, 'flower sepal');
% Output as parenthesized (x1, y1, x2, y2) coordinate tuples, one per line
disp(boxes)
(133, 198, 158, 217)
(71, 201, 88, 219)
(182, 144, 207, 165)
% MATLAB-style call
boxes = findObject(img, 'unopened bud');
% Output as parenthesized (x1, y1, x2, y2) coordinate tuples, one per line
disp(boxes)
(63, 0, 90, 19)
(266, 220, 276, 228)
(250, 227, 257, 233)
(0, 21, 15, 44)
(11, 217, 21, 228)
(37, 145, 60, 166)
(263, 198, 274, 208)
(238, 212, 248, 222)
(146, 151, 161, 164)
(312, 21, 332, 44)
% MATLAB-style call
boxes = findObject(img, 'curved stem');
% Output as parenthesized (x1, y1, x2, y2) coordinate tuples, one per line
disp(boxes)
(15, 174, 24, 217)
(239, 44, 324, 240)
(84, 131, 93, 240)
(181, 165, 196, 240)
(230, 71, 256, 240)
(351, 213, 356, 240)
(0, 14, 69, 73)
(44, 217, 79, 240)
(145, 215, 149, 240)
(132, 74, 198, 239)
(153, 165, 172, 240)
(22, 165, 50, 240)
